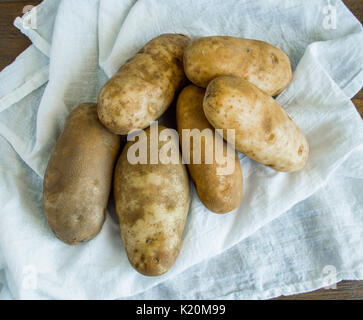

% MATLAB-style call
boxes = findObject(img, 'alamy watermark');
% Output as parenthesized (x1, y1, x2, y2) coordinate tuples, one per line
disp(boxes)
(322, 265, 337, 290)
(21, 265, 38, 290)
(127, 122, 236, 175)
(22, 5, 37, 30)
(322, 2, 337, 30)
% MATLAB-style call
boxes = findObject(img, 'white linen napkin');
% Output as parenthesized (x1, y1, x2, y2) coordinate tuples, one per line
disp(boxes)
(0, 0, 362, 299)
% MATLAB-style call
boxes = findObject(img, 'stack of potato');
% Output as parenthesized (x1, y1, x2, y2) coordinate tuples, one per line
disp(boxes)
(43, 34, 309, 276)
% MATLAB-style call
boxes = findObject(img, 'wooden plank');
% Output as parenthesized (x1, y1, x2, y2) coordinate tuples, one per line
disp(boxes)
(275, 280, 363, 300)
(343, 0, 363, 22)
(353, 98, 363, 117)
(353, 90, 363, 100)
(0, 1, 41, 71)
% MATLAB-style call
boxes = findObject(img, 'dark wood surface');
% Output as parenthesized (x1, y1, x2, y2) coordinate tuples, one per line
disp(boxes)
(0, 0, 362, 300)
(0, 1, 40, 70)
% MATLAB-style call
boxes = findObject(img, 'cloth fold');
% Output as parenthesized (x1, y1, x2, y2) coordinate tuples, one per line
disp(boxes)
(0, 0, 362, 299)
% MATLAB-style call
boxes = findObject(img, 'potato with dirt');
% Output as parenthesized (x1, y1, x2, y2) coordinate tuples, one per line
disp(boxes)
(203, 76, 309, 172)
(184, 36, 292, 96)
(98, 34, 191, 135)
(114, 125, 190, 276)
(176, 85, 243, 214)
(43, 103, 121, 245)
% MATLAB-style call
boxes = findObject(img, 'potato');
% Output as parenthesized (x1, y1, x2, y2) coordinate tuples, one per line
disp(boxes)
(176, 85, 243, 214)
(184, 36, 292, 96)
(204, 76, 309, 172)
(43, 103, 121, 245)
(114, 125, 190, 276)
(98, 33, 191, 135)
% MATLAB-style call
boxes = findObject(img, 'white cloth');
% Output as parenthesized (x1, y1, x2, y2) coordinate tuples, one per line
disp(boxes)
(0, 0, 362, 300)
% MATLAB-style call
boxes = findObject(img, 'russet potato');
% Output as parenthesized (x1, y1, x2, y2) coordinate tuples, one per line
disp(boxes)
(203, 76, 309, 172)
(43, 103, 121, 245)
(114, 126, 190, 276)
(184, 36, 292, 96)
(98, 34, 191, 135)
(176, 85, 243, 214)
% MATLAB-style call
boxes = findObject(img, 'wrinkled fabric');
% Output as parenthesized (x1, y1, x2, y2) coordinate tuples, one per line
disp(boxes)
(0, 0, 362, 299)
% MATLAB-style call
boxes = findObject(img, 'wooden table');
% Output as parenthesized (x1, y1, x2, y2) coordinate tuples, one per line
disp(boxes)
(0, 0, 362, 300)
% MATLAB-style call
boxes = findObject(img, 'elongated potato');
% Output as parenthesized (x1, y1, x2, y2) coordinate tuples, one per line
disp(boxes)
(98, 34, 191, 135)
(114, 126, 190, 276)
(176, 85, 243, 214)
(204, 76, 309, 172)
(184, 36, 292, 96)
(43, 103, 121, 245)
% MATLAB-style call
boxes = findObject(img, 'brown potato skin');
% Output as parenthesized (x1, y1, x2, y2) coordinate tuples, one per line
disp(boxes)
(43, 103, 121, 245)
(184, 36, 292, 96)
(204, 76, 309, 172)
(114, 126, 190, 276)
(98, 34, 191, 135)
(176, 85, 243, 214)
